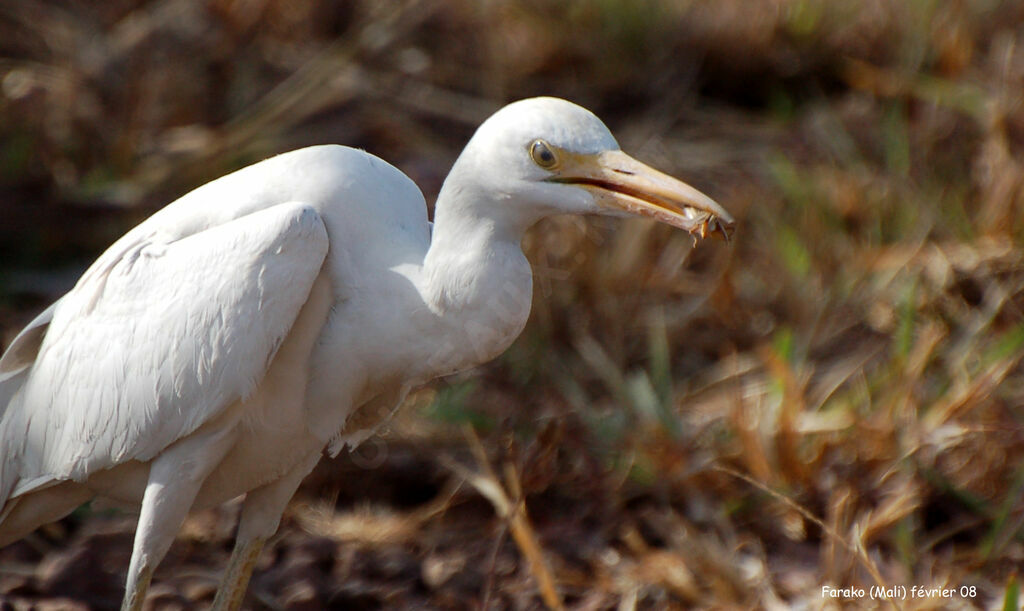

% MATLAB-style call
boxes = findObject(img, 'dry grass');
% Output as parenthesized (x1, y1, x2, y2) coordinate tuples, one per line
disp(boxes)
(1, 0, 1023, 609)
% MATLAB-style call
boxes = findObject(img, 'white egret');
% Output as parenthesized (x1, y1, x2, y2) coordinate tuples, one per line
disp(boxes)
(0, 97, 733, 609)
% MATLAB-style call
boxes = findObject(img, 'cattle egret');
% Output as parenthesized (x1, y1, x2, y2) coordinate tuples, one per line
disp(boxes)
(0, 97, 733, 609)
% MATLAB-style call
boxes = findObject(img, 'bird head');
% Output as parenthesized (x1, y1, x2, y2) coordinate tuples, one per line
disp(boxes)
(449, 97, 734, 241)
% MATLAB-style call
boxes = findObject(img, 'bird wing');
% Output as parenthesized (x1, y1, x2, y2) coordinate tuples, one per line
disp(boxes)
(1, 202, 328, 497)
(0, 300, 60, 379)
(0, 299, 60, 423)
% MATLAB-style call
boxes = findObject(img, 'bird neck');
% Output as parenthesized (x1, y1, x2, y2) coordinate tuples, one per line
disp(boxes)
(425, 180, 534, 308)
(418, 179, 535, 373)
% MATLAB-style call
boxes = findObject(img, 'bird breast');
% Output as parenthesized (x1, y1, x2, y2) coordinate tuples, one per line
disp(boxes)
(417, 246, 534, 380)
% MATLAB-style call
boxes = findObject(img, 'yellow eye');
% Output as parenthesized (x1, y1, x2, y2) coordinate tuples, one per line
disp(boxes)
(530, 139, 557, 169)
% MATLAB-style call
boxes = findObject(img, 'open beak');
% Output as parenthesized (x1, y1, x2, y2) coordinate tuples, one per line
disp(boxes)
(550, 150, 735, 241)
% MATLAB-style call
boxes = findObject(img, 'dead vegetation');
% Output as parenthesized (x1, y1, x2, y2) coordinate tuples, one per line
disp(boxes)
(1, 0, 1023, 609)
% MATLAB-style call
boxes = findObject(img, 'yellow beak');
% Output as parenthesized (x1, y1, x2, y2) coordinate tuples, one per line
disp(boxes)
(549, 149, 734, 241)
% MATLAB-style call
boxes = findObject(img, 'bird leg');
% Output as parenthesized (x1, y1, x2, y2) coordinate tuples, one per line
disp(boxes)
(121, 565, 153, 611)
(211, 536, 266, 611)
(211, 449, 323, 610)
(121, 422, 238, 611)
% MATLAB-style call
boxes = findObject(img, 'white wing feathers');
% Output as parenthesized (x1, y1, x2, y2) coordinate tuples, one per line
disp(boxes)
(0, 202, 328, 500)
(0, 300, 60, 426)
(0, 300, 59, 381)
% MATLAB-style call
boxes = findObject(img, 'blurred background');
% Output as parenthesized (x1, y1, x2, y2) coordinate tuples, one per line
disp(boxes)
(1, 0, 1023, 608)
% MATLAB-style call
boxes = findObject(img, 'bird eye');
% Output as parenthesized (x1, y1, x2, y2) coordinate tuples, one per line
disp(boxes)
(530, 140, 557, 169)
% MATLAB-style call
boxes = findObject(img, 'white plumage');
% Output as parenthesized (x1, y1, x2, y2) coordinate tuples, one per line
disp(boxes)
(0, 97, 732, 610)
